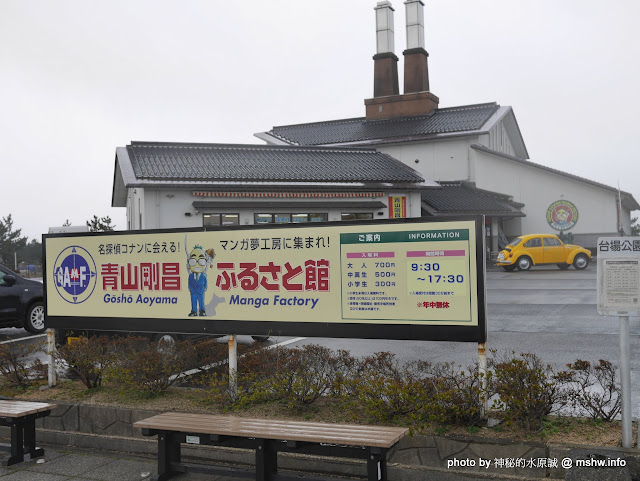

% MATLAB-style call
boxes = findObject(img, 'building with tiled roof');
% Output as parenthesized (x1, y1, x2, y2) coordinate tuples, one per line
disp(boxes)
(420, 182, 524, 219)
(256, 0, 638, 252)
(112, 142, 431, 230)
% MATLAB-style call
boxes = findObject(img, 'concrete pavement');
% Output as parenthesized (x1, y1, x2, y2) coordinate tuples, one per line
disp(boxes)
(0, 446, 515, 481)
(0, 446, 238, 481)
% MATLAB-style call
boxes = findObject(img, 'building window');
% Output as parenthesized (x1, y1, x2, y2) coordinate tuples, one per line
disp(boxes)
(275, 214, 291, 224)
(309, 214, 327, 222)
(341, 213, 374, 221)
(253, 213, 327, 224)
(203, 214, 239, 226)
(255, 214, 273, 224)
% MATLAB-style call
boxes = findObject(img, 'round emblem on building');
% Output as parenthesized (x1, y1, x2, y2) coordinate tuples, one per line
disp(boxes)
(546, 200, 578, 231)
(53, 246, 97, 304)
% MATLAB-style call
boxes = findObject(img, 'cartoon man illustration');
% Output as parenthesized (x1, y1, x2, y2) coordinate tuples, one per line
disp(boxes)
(555, 208, 570, 226)
(187, 245, 215, 316)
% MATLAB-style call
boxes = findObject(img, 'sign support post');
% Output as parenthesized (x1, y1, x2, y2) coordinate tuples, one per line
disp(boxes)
(228, 335, 238, 398)
(620, 315, 632, 448)
(46, 328, 57, 387)
(596, 237, 640, 449)
(478, 342, 488, 419)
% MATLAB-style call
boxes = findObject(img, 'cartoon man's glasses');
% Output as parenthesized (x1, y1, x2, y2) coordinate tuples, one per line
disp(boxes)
(188, 258, 207, 266)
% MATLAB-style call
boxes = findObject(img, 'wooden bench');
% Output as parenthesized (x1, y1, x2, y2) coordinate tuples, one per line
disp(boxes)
(0, 400, 55, 466)
(134, 412, 408, 481)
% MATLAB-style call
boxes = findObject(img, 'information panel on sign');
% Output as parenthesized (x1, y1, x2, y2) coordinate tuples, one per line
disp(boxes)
(340, 229, 472, 323)
(43, 217, 486, 342)
(597, 237, 640, 316)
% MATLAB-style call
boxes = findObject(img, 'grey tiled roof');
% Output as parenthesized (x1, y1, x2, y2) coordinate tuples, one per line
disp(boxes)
(421, 182, 524, 217)
(266, 103, 500, 146)
(126, 142, 425, 183)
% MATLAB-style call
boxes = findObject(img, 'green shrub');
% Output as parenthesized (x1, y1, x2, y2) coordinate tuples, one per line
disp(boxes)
(55, 335, 119, 389)
(423, 361, 486, 426)
(562, 359, 621, 422)
(347, 352, 432, 423)
(199, 342, 279, 408)
(107, 337, 196, 397)
(0, 341, 47, 390)
(490, 351, 568, 431)
(208, 345, 343, 409)
(271, 344, 341, 408)
(189, 337, 230, 372)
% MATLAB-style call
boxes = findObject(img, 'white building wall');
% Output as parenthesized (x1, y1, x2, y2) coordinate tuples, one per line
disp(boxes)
(474, 150, 621, 247)
(486, 123, 516, 157)
(128, 188, 422, 231)
(127, 188, 145, 230)
(377, 138, 474, 183)
(408, 191, 422, 218)
(142, 190, 202, 230)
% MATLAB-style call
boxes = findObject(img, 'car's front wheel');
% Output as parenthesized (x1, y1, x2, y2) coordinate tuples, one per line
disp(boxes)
(573, 254, 589, 270)
(516, 256, 532, 271)
(25, 302, 46, 333)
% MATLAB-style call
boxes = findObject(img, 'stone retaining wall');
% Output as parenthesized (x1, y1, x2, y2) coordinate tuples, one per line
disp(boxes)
(2, 402, 638, 480)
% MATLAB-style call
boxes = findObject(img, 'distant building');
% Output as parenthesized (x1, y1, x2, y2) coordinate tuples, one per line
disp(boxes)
(256, 0, 638, 252)
(48, 226, 90, 234)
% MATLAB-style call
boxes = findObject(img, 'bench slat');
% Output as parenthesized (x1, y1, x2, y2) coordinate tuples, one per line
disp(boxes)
(134, 413, 407, 448)
(0, 401, 56, 418)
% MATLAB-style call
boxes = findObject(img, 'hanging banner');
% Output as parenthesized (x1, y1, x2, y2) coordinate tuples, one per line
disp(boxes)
(43, 217, 486, 342)
(389, 196, 407, 219)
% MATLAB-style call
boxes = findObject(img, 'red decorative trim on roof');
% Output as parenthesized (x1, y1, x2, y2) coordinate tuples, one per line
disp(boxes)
(192, 191, 385, 198)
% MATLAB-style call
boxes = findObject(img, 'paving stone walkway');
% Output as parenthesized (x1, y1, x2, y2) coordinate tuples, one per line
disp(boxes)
(0, 447, 239, 481)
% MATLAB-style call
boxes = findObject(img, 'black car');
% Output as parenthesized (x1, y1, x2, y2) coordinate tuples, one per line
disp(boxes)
(0, 264, 45, 333)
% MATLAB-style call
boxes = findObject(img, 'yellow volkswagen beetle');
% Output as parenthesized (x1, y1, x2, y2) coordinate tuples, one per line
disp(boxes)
(496, 234, 591, 271)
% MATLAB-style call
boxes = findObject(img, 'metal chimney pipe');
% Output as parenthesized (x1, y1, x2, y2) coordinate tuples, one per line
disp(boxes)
(403, 0, 430, 93)
(373, 1, 399, 97)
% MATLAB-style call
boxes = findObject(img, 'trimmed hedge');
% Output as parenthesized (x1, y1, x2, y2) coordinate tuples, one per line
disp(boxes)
(0, 336, 621, 432)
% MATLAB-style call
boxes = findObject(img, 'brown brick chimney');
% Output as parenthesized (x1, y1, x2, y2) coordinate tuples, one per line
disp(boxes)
(403, 0, 429, 93)
(365, 0, 439, 121)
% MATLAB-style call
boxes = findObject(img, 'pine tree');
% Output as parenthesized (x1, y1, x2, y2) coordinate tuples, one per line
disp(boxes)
(0, 215, 28, 266)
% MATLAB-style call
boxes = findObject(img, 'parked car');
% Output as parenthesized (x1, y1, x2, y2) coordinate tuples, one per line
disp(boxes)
(0, 264, 45, 333)
(496, 234, 591, 271)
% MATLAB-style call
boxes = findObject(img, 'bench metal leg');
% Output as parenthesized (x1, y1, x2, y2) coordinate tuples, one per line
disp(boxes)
(366, 448, 388, 481)
(255, 438, 277, 481)
(23, 416, 44, 460)
(2, 420, 25, 466)
(153, 431, 181, 481)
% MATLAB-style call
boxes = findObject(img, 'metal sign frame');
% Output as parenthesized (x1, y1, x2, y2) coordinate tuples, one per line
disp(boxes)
(596, 237, 640, 316)
(43, 217, 487, 342)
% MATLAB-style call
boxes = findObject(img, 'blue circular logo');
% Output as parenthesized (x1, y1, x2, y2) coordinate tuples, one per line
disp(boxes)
(53, 246, 97, 304)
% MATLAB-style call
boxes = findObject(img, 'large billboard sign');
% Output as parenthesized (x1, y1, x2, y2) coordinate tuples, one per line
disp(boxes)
(43, 218, 487, 342)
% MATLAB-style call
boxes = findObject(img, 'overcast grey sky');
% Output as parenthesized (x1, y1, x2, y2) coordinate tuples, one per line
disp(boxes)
(1, 0, 639, 241)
